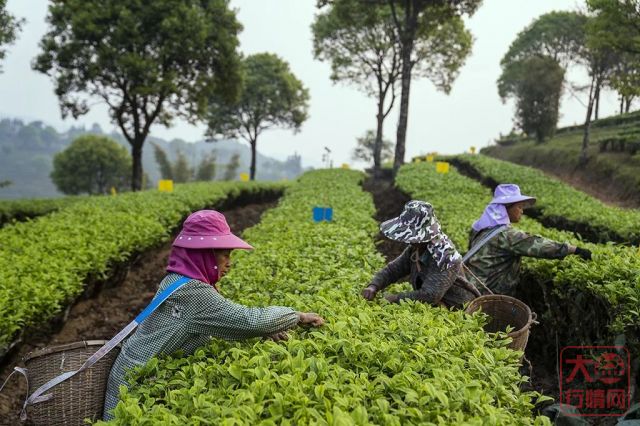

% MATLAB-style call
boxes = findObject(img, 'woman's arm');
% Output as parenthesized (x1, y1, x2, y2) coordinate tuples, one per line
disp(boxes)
(189, 290, 315, 339)
(503, 228, 572, 259)
(367, 247, 412, 292)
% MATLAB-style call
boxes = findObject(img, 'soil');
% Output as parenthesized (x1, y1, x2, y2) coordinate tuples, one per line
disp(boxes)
(539, 168, 637, 209)
(362, 176, 411, 262)
(0, 199, 278, 426)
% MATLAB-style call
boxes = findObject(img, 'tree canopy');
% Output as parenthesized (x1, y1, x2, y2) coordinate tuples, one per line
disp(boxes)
(51, 134, 131, 195)
(501, 11, 588, 70)
(587, 0, 640, 56)
(588, 0, 640, 112)
(34, 0, 243, 190)
(501, 56, 565, 143)
(352, 129, 394, 164)
(207, 53, 309, 180)
(0, 0, 23, 72)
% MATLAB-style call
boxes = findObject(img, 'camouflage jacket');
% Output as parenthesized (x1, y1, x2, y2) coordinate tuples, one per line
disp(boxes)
(369, 247, 480, 308)
(465, 226, 570, 295)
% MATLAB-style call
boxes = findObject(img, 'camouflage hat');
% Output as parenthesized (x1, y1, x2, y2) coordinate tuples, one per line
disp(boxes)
(380, 200, 442, 244)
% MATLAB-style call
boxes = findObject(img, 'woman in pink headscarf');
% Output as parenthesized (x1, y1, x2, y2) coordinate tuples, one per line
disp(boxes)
(103, 210, 324, 420)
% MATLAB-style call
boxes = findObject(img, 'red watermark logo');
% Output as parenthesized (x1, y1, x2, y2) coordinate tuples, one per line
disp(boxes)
(560, 346, 630, 417)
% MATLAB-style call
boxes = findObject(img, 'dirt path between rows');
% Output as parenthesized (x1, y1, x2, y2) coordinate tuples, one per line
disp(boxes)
(362, 176, 411, 263)
(0, 200, 277, 425)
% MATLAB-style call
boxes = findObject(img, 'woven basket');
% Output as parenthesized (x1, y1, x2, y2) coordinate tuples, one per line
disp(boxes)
(23, 340, 118, 425)
(465, 295, 537, 352)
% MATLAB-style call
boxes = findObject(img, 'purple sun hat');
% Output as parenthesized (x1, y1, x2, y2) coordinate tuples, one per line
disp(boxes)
(490, 184, 536, 206)
(173, 210, 253, 250)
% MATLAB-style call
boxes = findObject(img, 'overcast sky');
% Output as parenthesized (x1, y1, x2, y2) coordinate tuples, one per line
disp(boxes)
(0, 0, 619, 169)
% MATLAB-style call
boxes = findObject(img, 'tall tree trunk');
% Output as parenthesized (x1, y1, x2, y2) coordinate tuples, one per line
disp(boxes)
(250, 139, 257, 181)
(374, 98, 385, 171)
(394, 36, 414, 175)
(131, 141, 144, 191)
(625, 96, 632, 113)
(580, 76, 597, 166)
(594, 83, 601, 120)
(620, 95, 624, 114)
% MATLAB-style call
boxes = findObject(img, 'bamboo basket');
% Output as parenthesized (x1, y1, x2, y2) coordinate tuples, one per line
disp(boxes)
(465, 295, 537, 352)
(22, 340, 118, 425)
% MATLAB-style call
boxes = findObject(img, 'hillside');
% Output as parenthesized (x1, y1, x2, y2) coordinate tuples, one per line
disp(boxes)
(0, 119, 306, 199)
(482, 111, 640, 207)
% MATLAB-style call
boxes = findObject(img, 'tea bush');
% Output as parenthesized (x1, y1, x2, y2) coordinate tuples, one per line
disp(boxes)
(102, 170, 550, 425)
(452, 154, 640, 244)
(396, 162, 640, 338)
(0, 181, 286, 357)
(0, 196, 82, 227)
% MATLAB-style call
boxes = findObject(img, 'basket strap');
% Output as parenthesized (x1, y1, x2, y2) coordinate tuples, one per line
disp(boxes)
(0, 366, 28, 394)
(0, 367, 30, 421)
(462, 225, 507, 263)
(20, 275, 191, 418)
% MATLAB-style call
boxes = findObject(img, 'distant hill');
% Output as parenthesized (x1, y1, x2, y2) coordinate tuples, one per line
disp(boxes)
(0, 118, 307, 199)
(482, 111, 640, 207)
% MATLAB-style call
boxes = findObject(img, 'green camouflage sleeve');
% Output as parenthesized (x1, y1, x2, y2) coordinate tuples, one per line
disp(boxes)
(502, 227, 570, 259)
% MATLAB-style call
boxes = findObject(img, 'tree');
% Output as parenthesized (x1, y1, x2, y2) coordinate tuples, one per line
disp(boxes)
(34, 0, 243, 191)
(312, 1, 401, 172)
(608, 55, 640, 113)
(588, 0, 640, 114)
(153, 144, 216, 182)
(195, 152, 217, 181)
(359, 0, 481, 175)
(499, 56, 565, 143)
(223, 153, 241, 181)
(51, 135, 131, 195)
(587, 0, 640, 56)
(153, 143, 173, 180)
(0, 0, 23, 72)
(172, 150, 193, 183)
(0, 180, 11, 188)
(207, 53, 310, 180)
(352, 129, 394, 164)
(500, 11, 616, 164)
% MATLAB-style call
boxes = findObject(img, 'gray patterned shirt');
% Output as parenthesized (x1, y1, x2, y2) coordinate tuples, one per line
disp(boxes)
(369, 247, 479, 307)
(103, 273, 299, 420)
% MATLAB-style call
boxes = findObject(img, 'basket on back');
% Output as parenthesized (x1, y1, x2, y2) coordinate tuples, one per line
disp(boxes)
(23, 340, 119, 426)
(465, 294, 537, 352)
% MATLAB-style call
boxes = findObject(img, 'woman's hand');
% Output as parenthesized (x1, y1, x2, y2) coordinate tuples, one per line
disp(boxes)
(266, 331, 289, 342)
(361, 284, 378, 301)
(297, 312, 325, 327)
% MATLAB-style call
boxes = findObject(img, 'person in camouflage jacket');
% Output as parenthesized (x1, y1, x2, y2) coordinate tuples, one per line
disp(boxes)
(465, 184, 592, 295)
(361, 200, 480, 308)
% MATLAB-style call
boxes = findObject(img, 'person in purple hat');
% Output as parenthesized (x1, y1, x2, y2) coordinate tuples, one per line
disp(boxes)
(464, 184, 592, 295)
(103, 210, 324, 420)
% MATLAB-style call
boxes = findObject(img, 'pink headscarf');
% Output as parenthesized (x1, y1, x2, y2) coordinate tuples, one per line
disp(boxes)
(166, 246, 220, 290)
